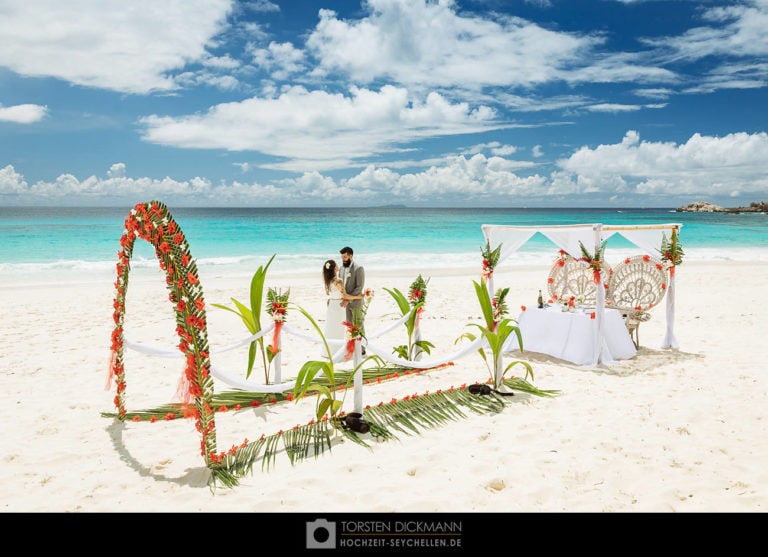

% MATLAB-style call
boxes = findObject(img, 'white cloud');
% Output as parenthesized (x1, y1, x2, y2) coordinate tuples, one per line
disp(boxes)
(640, 0, 768, 93)
(248, 41, 306, 80)
(107, 163, 126, 179)
(0, 0, 233, 94)
(0, 103, 47, 123)
(305, 1, 600, 89)
(243, 0, 280, 14)
(3, 129, 767, 207)
(139, 85, 502, 169)
(558, 130, 768, 197)
(587, 103, 643, 113)
(202, 54, 241, 70)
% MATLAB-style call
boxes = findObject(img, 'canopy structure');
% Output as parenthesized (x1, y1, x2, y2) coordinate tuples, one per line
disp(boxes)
(481, 223, 682, 365)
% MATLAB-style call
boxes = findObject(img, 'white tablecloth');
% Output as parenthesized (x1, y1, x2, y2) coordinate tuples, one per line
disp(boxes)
(504, 306, 637, 366)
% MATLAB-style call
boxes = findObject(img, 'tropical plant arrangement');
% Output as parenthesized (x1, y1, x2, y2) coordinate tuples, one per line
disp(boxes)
(657, 230, 684, 274)
(456, 280, 548, 394)
(578, 239, 608, 284)
(341, 287, 375, 358)
(383, 274, 435, 360)
(211, 255, 276, 383)
(481, 241, 502, 282)
(292, 305, 381, 432)
(265, 287, 290, 361)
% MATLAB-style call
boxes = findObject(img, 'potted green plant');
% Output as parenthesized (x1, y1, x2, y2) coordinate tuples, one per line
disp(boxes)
(211, 254, 276, 382)
(292, 306, 378, 434)
(383, 274, 435, 360)
(457, 280, 533, 391)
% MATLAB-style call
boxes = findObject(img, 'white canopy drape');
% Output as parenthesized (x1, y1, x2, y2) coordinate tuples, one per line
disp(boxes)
(481, 223, 682, 364)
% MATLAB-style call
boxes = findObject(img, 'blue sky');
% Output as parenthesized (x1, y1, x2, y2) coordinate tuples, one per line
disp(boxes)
(1, 0, 766, 208)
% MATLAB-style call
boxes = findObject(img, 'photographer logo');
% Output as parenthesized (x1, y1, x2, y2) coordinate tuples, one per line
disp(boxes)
(306, 519, 336, 549)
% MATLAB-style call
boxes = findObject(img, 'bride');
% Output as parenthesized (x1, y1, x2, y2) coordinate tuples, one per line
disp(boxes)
(322, 259, 362, 342)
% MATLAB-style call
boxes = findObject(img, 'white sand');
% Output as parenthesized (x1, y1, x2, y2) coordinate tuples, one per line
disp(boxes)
(1, 261, 766, 512)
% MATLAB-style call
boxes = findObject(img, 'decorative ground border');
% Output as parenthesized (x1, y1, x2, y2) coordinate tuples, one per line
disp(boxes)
(106, 200, 557, 489)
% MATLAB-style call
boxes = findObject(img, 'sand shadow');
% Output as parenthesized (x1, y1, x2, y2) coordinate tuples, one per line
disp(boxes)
(514, 347, 703, 378)
(106, 420, 212, 488)
(106, 415, 355, 488)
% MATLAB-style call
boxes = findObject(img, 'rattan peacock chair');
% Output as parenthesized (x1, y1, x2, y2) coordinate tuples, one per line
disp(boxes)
(606, 255, 668, 348)
(546, 253, 611, 307)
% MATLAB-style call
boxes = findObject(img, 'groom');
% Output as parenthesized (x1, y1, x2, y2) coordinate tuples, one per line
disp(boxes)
(338, 246, 366, 337)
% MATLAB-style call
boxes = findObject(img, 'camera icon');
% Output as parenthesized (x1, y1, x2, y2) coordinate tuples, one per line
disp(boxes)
(306, 519, 336, 549)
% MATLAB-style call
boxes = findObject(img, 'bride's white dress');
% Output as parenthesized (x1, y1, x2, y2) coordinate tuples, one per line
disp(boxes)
(324, 288, 347, 341)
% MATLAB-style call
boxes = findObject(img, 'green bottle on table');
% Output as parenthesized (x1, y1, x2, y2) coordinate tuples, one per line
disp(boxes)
(537, 289, 544, 308)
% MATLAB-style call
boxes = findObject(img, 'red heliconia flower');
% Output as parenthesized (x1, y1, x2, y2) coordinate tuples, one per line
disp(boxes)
(625, 257, 631, 264)
(164, 413, 175, 421)
(521, 305, 526, 311)
(194, 299, 205, 311)
(643, 254, 650, 262)
(187, 272, 199, 284)
(181, 253, 191, 266)
(557, 259, 565, 267)
(177, 300, 186, 312)
(174, 233, 184, 245)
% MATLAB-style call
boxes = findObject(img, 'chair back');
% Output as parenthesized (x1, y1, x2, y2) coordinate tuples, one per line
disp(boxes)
(606, 255, 668, 315)
(547, 254, 611, 306)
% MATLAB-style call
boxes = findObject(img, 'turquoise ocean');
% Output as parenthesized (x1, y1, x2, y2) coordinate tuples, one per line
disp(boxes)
(1, 206, 766, 284)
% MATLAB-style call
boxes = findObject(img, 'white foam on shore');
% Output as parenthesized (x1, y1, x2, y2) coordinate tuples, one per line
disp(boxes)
(1, 245, 767, 288)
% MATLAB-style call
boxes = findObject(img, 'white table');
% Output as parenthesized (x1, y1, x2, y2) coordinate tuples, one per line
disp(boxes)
(504, 306, 637, 366)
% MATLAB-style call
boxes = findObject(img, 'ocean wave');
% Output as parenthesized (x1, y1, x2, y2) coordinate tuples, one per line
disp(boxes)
(2, 246, 767, 282)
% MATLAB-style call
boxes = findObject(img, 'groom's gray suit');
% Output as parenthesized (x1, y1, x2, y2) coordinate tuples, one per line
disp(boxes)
(339, 260, 365, 327)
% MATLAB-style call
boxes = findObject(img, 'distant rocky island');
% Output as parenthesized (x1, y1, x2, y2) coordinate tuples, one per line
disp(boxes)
(676, 201, 767, 213)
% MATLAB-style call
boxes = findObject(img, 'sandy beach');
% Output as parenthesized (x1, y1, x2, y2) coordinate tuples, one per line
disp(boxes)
(1, 260, 766, 513)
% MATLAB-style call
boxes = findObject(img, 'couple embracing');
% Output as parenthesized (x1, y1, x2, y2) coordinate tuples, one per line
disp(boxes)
(322, 246, 365, 344)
